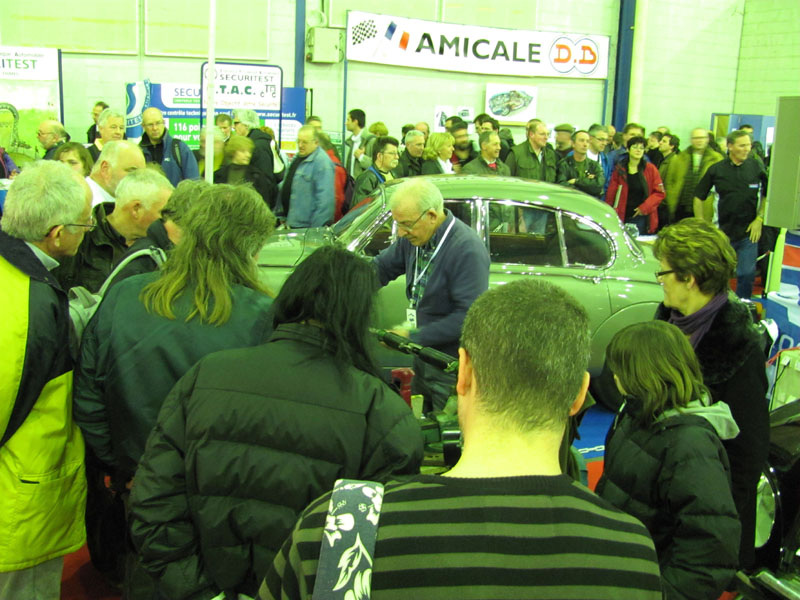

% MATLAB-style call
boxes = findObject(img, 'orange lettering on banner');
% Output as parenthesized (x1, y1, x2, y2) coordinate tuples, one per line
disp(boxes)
(579, 45, 597, 64)
(554, 44, 571, 63)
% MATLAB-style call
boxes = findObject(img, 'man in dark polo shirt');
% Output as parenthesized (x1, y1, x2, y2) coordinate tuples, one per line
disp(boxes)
(693, 129, 767, 299)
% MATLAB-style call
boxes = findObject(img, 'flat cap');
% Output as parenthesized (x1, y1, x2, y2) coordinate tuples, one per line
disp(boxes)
(554, 123, 574, 133)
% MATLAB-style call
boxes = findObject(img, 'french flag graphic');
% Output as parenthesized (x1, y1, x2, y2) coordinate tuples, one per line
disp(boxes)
(384, 21, 410, 50)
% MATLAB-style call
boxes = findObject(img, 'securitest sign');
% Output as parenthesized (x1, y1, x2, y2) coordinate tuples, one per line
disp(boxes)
(346, 12, 609, 79)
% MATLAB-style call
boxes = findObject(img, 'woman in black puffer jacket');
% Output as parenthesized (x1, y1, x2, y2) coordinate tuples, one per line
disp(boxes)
(129, 245, 423, 600)
(596, 320, 741, 600)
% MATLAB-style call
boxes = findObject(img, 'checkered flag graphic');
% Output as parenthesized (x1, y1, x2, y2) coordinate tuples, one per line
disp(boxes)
(352, 20, 377, 45)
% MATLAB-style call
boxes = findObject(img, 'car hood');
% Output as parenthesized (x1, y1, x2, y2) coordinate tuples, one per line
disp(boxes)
(257, 227, 332, 267)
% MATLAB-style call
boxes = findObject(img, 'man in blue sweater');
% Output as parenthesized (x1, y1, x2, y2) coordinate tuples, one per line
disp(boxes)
(374, 178, 490, 411)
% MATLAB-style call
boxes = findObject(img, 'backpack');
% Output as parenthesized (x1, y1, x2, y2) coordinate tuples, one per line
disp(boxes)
(68, 247, 167, 352)
(334, 160, 356, 215)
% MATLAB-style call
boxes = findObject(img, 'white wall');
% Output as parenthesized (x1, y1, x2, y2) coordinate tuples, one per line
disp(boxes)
(305, 0, 620, 143)
(56, 1, 296, 142)
(734, 0, 800, 115)
(630, 0, 744, 147)
(3, 0, 796, 150)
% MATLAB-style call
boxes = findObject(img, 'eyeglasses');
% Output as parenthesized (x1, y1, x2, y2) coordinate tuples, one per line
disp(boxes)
(63, 216, 97, 232)
(654, 269, 675, 280)
(143, 120, 164, 128)
(396, 211, 427, 231)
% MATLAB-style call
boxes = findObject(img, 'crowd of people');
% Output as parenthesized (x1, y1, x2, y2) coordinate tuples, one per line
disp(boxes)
(0, 99, 773, 600)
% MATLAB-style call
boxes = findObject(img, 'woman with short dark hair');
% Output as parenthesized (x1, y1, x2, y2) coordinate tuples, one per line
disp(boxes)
(54, 141, 95, 176)
(597, 320, 741, 599)
(653, 217, 768, 570)
(129, 245, 423, 600)
(606, 136, 665, 234)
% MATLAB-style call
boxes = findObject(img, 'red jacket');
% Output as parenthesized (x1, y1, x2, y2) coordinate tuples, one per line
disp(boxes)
(325, 149, 347, 222)
(605, 160, 665, 233)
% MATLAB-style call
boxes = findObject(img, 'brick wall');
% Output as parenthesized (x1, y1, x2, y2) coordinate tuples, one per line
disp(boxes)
(734, 0, 800, 115)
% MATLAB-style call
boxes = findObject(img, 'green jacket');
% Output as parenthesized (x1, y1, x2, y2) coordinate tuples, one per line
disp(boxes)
(0, 232, 86, 571)
(53, 202, 129, 293)
(556, 155, 605, 198)
(505, 141, 557, 182)
(462, 156, 511, 176)
(665, 147, 723, 220)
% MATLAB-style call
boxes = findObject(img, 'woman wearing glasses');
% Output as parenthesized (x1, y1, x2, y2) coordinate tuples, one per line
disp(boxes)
(652, 218, 768, 571)
(606, 136, 665, 235)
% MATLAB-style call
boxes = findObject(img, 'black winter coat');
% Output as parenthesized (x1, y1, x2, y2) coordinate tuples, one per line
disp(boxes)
(129, 323, 424, 600)
(596, 404, 741, 599)
(74, 273, 274, 480)
(656, 299, 768, 568)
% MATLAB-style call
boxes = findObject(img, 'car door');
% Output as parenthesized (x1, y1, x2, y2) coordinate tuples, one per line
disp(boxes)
(480, 199, 615, 373)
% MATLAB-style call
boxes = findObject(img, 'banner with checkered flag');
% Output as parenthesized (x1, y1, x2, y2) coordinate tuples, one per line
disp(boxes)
(351, 19, 377, 45)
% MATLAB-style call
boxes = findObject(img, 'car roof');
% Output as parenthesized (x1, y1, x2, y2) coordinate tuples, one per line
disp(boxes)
(384, 174, 621, 229)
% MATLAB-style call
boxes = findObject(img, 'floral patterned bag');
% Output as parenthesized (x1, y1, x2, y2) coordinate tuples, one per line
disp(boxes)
(312, 479, 385, 600)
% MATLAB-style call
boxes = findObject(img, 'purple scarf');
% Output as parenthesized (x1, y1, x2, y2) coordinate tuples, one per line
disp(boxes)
(668, 292, 729, 348)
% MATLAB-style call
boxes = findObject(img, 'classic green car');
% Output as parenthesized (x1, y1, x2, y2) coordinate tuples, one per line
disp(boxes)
(258, 174, 664, 373)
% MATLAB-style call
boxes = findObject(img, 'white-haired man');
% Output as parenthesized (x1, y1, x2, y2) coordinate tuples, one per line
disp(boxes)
(393, 130, 425, 178)
(0, 161, 92, 599)
(374, 178, 490, 412)
(55, 167, 173, 292)
(89, 108, 126, 161)
(86, 140, 146, 207)
(37, 119, 68, 160)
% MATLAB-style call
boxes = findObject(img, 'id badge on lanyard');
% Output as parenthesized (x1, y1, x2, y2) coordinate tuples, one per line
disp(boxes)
(408, 217, 455, 326)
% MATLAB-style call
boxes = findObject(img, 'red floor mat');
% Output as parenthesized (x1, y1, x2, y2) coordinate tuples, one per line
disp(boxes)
(61, 545, 120, 600)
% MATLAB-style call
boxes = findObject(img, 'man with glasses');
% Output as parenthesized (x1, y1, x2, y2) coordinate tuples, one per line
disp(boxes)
(374, 178, 490, 412)
(353, 136, 399, 205)
(279, 125, 334, 228)
(55, 167, 173, 293)
(0, 161, 91, 599)
(587, 123, 612, 195)
(37, 119, 68, 160)
(139, 107, 198, 186)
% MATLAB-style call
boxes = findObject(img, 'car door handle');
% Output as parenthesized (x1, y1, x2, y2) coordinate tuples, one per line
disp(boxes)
(571, 274, 604, 284)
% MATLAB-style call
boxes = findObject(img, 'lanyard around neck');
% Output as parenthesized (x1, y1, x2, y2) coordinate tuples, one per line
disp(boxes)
(412, 217, 455, 300)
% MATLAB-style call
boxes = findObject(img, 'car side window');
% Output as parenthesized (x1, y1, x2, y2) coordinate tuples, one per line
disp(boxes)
(361, 215, 394, 257)
(561, 212, 613, 267)
(487, 203, 562, 266)
(444, 199, 473, 227)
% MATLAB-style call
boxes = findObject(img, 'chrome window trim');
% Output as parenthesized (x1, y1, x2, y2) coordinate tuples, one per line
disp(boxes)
(478, 198, 563, 268)
(558, 209, 617, 270)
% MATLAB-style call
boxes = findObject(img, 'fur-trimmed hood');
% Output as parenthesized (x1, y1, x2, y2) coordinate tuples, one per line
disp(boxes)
(656, 296, 762, 386)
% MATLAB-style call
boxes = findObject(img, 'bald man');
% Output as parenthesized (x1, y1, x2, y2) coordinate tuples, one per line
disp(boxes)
(37, 119, 68, 160)
(139, 107, 198, 186)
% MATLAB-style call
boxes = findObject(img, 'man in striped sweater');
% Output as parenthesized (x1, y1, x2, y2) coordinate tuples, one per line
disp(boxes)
(261, 280, 663, 600)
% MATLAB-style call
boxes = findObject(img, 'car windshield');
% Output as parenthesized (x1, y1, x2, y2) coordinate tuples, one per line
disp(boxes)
(332, 186, 388, 240)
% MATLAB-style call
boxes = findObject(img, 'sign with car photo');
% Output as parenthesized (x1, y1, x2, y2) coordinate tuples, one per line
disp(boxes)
(484, 83, 537, 125)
